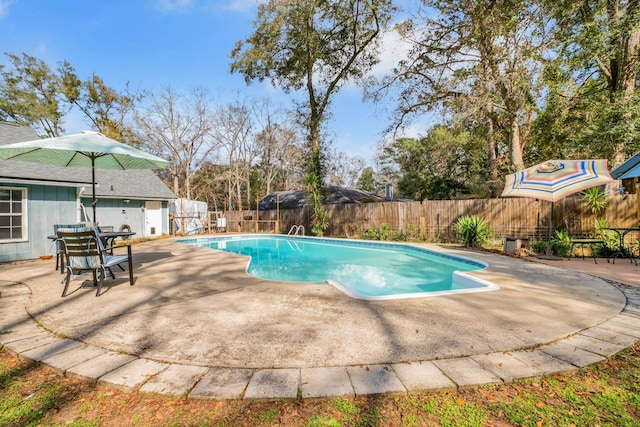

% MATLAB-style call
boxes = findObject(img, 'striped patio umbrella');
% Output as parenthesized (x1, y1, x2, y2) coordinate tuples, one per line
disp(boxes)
(0, 131, 170, 222)
(502, 159, 613, 202)
(502, 159, 614, 254)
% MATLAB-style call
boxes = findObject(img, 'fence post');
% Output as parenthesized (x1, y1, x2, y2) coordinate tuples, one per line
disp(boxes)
(276, 194, 280, 234)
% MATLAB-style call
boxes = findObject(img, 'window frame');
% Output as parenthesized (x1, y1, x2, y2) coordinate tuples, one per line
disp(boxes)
(0, 186, 28, 243)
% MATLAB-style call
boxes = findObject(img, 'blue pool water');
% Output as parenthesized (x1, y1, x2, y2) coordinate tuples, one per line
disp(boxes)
(178, 235, 498, 300)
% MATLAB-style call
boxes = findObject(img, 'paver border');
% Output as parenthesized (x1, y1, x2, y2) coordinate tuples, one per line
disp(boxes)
(1, 277, 639, 401)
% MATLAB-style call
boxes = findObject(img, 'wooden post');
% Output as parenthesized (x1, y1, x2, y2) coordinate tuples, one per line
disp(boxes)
(419, 216, 426, 239)
(255, 195, 259, 233)
(636, 179, 640, 225)
(276, 194, 280, 234)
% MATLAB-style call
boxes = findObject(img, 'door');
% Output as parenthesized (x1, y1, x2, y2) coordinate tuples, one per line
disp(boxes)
(145, 201, 162, 237)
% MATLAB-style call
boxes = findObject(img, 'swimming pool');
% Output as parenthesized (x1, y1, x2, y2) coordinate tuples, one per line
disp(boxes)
(178, 235, 499, 300)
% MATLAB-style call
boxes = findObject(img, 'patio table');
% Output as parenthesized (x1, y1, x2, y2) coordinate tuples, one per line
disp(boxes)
(603, 227, 640, 265)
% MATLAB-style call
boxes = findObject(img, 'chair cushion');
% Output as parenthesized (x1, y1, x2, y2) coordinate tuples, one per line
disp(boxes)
(68, 255, 101, 269)
(103, 255, 129, 268)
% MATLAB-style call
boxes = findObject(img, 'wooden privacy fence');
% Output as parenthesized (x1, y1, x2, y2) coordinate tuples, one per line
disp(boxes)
(224, 194, 639, 242)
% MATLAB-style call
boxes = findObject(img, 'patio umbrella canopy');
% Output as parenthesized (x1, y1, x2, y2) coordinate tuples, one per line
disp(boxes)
(502, 159, 614, 253)
(0, 131, 170, 222)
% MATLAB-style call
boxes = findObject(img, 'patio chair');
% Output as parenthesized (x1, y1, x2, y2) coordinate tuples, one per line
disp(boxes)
(56, 227, 134, 297)
(564, 217, 604, 264)
(53, 223, 83, 271)
(98, 225, 116, 254)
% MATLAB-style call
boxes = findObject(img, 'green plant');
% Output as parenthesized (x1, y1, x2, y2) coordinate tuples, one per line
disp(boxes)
(304, 173, 330, 236)
(551, 230, 572, 257)
(261, 407, 278, 422)
(306, 415, 342, 427)
(581, 187, 609, 215)
(530, 239, 548, 254)
(332, 397, 358, 415)
(455, 215, 492, 247)
(360, 223, 395, 240)
(593, 219, 619, 257)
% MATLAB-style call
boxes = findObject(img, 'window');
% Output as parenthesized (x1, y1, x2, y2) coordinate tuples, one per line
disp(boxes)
(0, 187, 26, 242)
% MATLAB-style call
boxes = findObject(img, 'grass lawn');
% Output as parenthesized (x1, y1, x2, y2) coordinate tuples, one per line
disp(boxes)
(1, 343, 639, 426)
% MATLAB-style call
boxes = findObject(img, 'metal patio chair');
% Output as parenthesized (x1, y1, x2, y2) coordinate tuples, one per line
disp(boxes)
(56, 227, 134, 297)
(564, 217, 604, 264)
(53, 223, 83, 271)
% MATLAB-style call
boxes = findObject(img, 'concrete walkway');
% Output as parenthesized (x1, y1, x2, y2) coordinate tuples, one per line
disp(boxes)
(1, 238, 639, 400)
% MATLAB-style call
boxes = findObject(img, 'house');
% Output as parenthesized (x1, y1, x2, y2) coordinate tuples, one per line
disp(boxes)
(0, 122, 176, 262)
(258, 186, 386, 210)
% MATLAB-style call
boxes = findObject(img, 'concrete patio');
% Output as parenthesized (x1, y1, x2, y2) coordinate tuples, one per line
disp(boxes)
(1, 237, 639, 400)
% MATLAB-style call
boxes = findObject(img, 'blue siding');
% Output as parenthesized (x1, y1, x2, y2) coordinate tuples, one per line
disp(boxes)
(0, 184, 171, 262)
(81, 197, 144, 234)
(0, 184, 77, 262)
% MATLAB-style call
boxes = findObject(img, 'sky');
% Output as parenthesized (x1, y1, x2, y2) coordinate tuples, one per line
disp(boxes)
(0, 0, 427, 165)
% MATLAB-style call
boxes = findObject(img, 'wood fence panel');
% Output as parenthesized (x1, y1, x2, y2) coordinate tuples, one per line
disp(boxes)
(223, 194, 638, 240)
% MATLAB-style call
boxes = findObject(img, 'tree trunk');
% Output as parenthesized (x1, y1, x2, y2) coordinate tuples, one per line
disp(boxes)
(509, 115, 525, 172)
(185, 171, 191, 200)
(235, 168, 243, 212)
(486, 108, 499, 198)
(246, 175, 251, 209)
(173, 169, 179, 198)
(610, 1, 639, 165)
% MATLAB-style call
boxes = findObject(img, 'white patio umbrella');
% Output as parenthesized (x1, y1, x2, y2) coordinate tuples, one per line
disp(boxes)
(0, 131, 170, 222)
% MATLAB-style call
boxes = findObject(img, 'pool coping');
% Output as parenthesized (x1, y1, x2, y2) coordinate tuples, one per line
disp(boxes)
(1, 241, 640, 400)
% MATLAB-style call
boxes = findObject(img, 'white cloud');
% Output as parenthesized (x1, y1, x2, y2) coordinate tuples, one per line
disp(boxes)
(155, 0, 194, 12)
(337, 23, 410, 91)
(398, 122, 429, 139)
(222, 0, 262, 13)
(370, 26, 411, 80)
(0, 0, 14, 19)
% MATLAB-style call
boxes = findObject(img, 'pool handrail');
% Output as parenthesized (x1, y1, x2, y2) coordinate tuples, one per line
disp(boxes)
(287, 225, 305, 237)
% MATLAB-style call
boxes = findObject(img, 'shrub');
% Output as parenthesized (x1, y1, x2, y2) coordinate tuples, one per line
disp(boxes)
(551, 230, 572, 257)
(530, 239, 548, 254)
(581, 187, 608, 215)
(361, 223, 393, 240)
(455, 215, 492, 247)
(532, 231, 573, 257)
(593, 219, 619, 258)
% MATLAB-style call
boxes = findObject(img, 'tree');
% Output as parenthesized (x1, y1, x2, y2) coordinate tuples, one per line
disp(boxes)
(378, 125, 489, 200)
(252, 102, 304, 195)
(209, 98, 257, 211)
(357, 166, 376, 192)
(0, 53, 141, 143)
(61, 65, 142, 145)
(326, 150, 365, 187)
(135, 87, 218, 199)
(538, 0, 640, 165)
(230, 0, 395, 184)
(191, 162, 229, 211)
(0, 53, 68, 137)
(375, 0, 549, 196)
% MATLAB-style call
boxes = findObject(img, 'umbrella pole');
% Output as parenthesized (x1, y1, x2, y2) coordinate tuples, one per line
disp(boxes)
(91, 157, 97, 224)
(546, 202, 554, 256)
